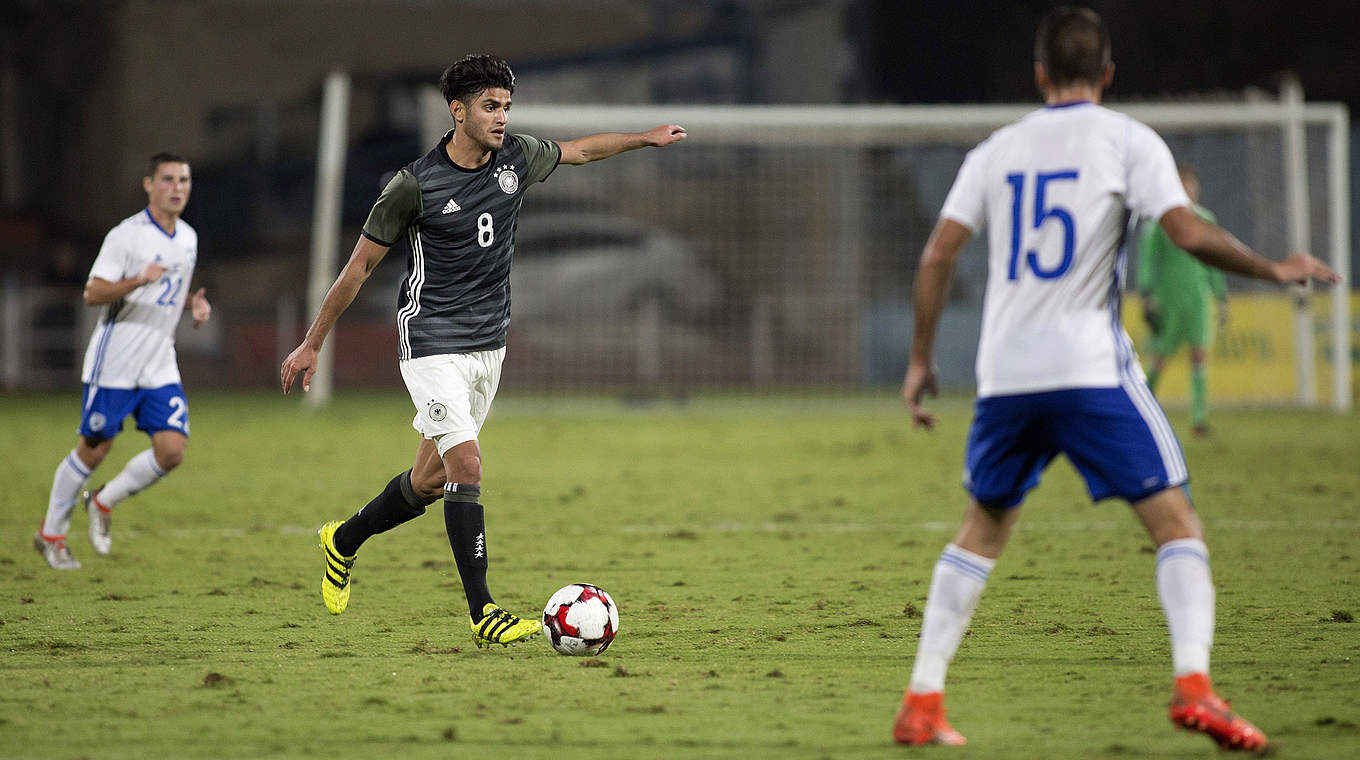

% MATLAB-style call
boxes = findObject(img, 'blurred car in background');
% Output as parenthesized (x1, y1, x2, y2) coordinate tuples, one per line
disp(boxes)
(510, 212, 720, 323)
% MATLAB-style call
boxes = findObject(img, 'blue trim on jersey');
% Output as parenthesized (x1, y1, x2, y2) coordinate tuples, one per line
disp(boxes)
(1043, 99, 1093, 110)
(86, 321, 117, 392)
(143, 207, 177, 238)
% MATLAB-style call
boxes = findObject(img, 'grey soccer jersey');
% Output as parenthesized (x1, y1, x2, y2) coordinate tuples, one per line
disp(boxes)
(362, 131, 560, 358)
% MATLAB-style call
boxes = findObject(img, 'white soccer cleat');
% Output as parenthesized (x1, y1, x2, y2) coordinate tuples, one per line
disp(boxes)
(83, 488, 112, 556)
(34, 532, 82, 570)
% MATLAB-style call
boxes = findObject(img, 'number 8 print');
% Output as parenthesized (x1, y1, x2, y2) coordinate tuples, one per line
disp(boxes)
(477, 212, 494, 247)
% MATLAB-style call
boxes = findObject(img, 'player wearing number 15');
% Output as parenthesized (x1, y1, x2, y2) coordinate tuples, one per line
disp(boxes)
(280, 54, 686, 648)
(35, 153, 212, 570)
(893, 6, 1341, 751)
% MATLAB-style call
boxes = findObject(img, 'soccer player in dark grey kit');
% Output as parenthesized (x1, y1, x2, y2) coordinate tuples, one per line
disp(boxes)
(281, 54, 686, 647)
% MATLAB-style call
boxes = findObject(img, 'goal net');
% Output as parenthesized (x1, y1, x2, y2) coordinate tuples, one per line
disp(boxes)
(412, 94, 1351, 410)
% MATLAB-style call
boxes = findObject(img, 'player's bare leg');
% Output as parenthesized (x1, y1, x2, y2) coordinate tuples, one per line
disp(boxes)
(82, 431, 183, 556)
(951, 499, 1021, 558)
(894, 500, 1019, 745)
(1145, 353, 1168, 394)
(1187, 346, 1210, 436)
(409, 438, 447, 500)
(75, 435, 114, 471)
(1134, 489, 1269, 752)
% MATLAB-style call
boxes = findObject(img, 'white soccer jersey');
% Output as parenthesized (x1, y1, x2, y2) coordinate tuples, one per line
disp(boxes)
(940, 101, 1191, 397)
(80, 209, 198, 389)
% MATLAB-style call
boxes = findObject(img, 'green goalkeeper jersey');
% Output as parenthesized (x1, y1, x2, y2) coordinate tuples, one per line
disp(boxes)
(1137, 204, 1227, 311)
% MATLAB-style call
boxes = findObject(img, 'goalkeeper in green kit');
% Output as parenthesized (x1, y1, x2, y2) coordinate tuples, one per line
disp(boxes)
(1138, 165, 1227, 436)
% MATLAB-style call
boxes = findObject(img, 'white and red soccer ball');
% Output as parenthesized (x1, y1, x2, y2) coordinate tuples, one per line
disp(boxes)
(542, 583, 619, 656)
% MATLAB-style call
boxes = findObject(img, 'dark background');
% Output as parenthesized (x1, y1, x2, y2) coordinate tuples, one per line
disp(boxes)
(3, 0, 1355, 244)
(0, 0, 1353, 392)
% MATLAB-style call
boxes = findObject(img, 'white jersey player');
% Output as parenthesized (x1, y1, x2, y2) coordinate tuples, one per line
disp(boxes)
(36, 153, 212, 570)
(891, 7, 1340, 752)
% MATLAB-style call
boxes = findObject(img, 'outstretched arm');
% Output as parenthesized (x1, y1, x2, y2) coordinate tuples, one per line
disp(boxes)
(1158, 206, 1341, 286)
(556, 124, 686, 165)
(280, 235, 390, 394)
(901, 218, 972, 430)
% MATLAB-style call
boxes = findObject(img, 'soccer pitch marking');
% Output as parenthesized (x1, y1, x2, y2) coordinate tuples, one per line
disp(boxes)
(130, 518, 1360, 539)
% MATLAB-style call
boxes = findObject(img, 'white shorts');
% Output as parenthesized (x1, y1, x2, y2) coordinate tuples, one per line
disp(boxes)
(398, 348, 505, 455)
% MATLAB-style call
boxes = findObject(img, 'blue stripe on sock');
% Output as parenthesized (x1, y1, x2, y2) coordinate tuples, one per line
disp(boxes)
(938, 552, 991, 583)
(66, 452, 91, 478)
(942, 547, 994, 575)
(1156, 546, 1208, 567)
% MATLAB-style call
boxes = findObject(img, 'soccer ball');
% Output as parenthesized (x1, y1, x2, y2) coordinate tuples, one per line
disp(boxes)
(542, 583, 619, 656)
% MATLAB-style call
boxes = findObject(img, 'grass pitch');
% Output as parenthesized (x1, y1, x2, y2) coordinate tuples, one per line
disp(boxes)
(1, 391, 1357, 759)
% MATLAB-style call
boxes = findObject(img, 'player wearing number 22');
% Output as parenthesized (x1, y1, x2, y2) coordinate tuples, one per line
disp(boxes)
(893, 7, 1341, 752)
(281, 54, 686, 648)
(36, 153, 212, 570)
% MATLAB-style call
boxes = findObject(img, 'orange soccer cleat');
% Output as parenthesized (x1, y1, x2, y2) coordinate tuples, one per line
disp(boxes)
(1168, 673, 1270, 753)
(892, 691, 967, 746)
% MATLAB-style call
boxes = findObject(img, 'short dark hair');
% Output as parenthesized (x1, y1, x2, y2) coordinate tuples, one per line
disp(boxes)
(147, 152, 189, 178)
(439, 54, 515, 105)
(1034, 7, 1111, 87)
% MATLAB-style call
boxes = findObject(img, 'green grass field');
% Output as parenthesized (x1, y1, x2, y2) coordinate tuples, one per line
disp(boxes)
(1, 391, 1357, 759)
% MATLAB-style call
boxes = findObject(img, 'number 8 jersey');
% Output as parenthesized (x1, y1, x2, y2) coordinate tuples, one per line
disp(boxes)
(81, 209, 198, 390)
(362, 130, 561, 360)
(940, 101, 1190, 397)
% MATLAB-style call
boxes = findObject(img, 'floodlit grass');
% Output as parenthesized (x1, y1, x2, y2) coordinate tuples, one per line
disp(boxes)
(1, 391, 1357, 759)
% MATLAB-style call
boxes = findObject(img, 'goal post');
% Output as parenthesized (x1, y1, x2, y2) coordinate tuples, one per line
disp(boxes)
(302, 71, 350, 408)
(414, 95, 1351, 411)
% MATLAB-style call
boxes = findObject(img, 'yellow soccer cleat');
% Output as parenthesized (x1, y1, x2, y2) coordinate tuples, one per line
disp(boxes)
(470, 603, 542, 648)
(318, 520, 355, 615)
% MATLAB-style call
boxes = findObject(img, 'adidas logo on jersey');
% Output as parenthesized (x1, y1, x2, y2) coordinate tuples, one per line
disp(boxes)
(442, 197, 461, 214)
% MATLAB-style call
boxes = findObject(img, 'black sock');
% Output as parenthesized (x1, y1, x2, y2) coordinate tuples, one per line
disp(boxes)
(334, 470, 433, 556)
(443, 483, 492, 619)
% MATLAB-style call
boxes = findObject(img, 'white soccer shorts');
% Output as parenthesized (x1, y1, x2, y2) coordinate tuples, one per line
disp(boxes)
(398, 348, 505, 455)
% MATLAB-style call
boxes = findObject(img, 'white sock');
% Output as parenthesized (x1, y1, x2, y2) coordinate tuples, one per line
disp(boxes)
(99, 449, 167, 508)
(42, 450, 92, 537)
(908, 543, 996, 693)
(1156, 538, 1214, 677)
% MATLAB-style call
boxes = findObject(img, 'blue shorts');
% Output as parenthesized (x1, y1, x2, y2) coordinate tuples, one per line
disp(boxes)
(963, 386, 1187, 508)
(78, 383, 190, 440)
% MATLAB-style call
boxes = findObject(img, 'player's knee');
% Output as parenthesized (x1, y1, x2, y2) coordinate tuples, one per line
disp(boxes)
(448, 452, 482, 485)
(410, 469, 446, 502)
(78, 436, 112, 467)
(154, 444, 185, 471)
